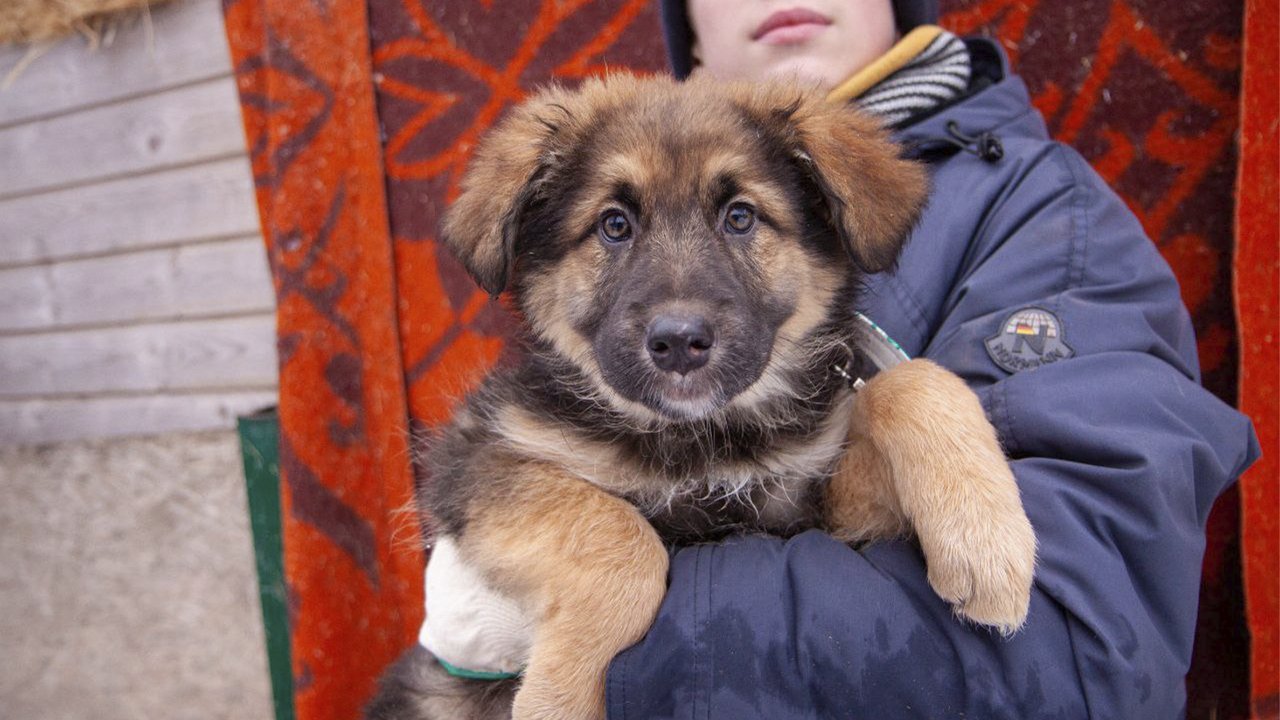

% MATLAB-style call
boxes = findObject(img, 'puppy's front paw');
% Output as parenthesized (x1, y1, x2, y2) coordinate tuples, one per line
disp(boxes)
(919, 492, 1036, 636)
(510, 675, 604, 720)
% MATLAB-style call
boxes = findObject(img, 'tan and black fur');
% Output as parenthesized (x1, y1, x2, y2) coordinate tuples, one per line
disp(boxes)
(366, 74, 1036, 720)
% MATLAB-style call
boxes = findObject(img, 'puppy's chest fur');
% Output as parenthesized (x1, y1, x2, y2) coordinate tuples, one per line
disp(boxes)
(443, 366, 855, 545)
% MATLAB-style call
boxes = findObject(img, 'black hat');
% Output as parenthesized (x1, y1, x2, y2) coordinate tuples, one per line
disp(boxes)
(660, 0, 940, 79)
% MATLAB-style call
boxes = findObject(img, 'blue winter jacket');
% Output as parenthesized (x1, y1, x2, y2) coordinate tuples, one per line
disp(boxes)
(605, 39, 1260, 720)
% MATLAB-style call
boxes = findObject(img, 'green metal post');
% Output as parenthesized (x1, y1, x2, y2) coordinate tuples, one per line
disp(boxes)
(237, 408, 296, 720)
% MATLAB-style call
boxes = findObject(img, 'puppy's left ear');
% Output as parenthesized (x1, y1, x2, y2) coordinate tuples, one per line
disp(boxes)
(784, 95, 928, 273)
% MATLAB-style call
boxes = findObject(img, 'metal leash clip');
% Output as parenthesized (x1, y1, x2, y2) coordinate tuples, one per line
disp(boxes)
(831, 343, 868, 393)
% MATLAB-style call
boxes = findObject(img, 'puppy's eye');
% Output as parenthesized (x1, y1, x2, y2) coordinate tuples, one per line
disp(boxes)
(599, 210, 632, 243)
(724, 203, 756, 235)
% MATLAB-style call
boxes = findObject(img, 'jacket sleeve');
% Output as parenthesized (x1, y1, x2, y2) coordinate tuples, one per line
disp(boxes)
(604, 142, 1259, 720)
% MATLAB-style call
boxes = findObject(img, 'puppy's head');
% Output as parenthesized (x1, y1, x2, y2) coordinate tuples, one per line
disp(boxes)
(443, 74, 926, 421)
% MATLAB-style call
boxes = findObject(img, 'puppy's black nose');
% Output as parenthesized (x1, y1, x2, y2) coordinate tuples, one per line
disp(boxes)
(646, 314, 714, 375)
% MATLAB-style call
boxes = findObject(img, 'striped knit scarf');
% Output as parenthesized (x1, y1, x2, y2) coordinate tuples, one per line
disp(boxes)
(827, 26, 972, 127)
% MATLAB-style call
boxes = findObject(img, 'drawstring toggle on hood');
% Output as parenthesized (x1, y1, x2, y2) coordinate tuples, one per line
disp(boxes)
(944, 120, 1005, 162)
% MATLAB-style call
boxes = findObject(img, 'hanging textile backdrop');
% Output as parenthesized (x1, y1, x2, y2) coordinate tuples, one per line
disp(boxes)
(220, 0, 1266, 717)
(1235, 0, 1279, 717)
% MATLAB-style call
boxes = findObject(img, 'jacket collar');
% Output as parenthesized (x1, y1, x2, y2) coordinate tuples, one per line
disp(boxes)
(892, 38, 1042, 148)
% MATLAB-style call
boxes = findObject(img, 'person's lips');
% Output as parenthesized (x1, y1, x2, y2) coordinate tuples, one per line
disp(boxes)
(752, 8, 832, 45)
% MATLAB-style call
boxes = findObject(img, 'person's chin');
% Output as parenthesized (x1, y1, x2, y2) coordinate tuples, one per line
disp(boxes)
(759, 57, 840, 91)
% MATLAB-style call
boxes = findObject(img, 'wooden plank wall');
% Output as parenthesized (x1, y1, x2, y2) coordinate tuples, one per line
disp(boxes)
(0, 0, 276, 446)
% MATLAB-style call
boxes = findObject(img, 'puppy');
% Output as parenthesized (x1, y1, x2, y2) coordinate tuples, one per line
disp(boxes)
(366, 73, 1036, 720)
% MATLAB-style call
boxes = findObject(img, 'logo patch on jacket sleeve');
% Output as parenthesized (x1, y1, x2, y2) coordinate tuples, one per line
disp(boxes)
(985, 307, 1075, 373)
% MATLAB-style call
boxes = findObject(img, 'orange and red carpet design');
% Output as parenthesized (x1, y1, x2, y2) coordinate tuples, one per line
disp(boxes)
(1234, 1, 1278, 716)
(220, 1, 1275, 717)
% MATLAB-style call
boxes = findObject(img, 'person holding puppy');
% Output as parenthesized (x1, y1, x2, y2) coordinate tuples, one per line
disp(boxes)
(597, 1, 1258, 717)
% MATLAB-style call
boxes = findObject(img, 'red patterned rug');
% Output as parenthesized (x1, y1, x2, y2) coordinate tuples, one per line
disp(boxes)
(220, 1, 1268, 716)
(222, 1, 423, 717)
(1235, 1, 1278, 716)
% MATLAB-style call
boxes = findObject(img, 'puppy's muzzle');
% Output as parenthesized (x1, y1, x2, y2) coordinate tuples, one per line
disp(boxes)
(646, 314, 715, 375)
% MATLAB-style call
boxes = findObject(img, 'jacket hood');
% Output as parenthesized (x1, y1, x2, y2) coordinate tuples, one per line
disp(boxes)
(893, 38, 1047, 158)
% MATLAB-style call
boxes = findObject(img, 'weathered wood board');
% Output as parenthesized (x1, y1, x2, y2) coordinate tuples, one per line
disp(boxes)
(0, 76, 247, 199)
(0, 390, 277, 446)
(0, 156, 260, 266)
(0, 0, 234, 127)
(0, 237, 274, 331)
(0, 315, 278, 397)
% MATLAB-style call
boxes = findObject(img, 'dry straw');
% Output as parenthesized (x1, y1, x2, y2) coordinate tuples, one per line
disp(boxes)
(0, 0, 172, 45)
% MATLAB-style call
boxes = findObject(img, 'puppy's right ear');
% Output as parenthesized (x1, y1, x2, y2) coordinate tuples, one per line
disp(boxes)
(441, 89, 570, 298)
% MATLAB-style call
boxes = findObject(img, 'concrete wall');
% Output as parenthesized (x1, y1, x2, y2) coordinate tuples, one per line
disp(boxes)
(0, 430, 273, 719)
